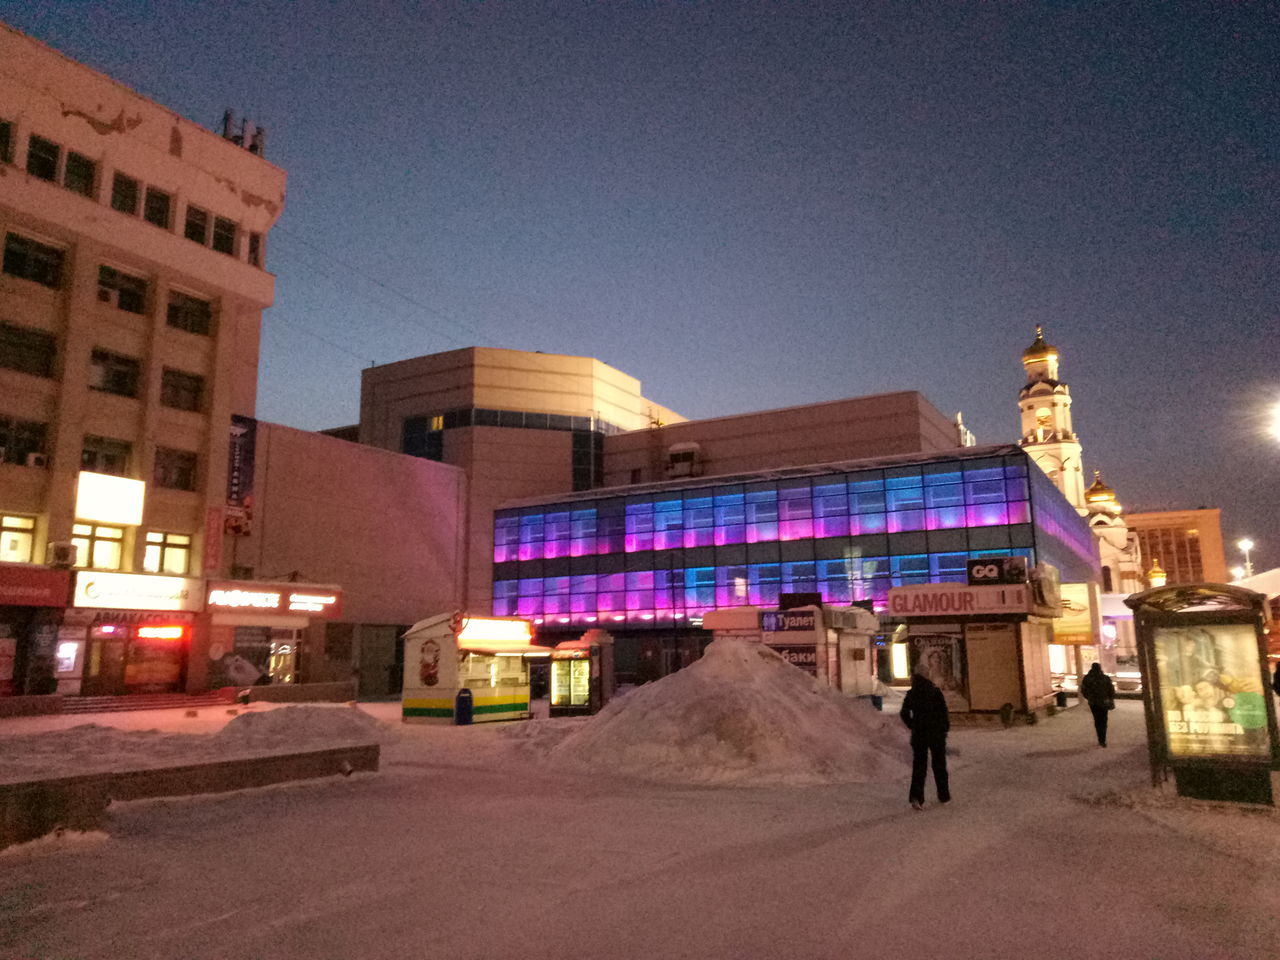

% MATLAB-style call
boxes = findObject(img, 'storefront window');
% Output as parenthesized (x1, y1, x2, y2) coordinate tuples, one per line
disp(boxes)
(71, 522, 124, 570)
(1, 514, 35, 562)
(143, 530, 191, 574)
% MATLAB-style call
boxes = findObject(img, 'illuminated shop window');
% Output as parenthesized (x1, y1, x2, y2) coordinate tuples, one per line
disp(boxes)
(0, 514, 35, 563)
(71, 522, 124, 570)
(143, 531, 191, 574)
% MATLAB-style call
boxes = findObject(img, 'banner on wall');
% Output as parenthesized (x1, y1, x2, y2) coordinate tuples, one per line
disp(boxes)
(908, 630, 970, 711)
(1153, 624, 1270, 760)
(226, 414, 257, 535)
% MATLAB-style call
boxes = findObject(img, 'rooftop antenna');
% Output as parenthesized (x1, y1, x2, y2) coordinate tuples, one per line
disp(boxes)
(221, 109, 235, 139)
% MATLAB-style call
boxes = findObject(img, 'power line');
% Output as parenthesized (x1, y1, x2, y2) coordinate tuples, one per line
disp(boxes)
(267, 312, 374, 365)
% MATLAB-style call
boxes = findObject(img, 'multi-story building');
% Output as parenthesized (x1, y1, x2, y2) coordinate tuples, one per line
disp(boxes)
(354, 347, 684, 610)
(0, 25, 284, 696)
(1125, 508, 1228, 585)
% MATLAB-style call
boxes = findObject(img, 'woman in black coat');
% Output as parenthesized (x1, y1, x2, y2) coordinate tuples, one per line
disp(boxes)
(1080, 662, 1115, 747)
(900, 672, 951, 810)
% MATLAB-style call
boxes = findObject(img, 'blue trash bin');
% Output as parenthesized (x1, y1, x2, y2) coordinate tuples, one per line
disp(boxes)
(454, 688, 474, 725)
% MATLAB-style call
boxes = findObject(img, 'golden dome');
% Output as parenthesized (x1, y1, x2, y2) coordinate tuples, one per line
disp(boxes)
(1022, 324, 1057, 363)
(1085, 470, 1116, 503)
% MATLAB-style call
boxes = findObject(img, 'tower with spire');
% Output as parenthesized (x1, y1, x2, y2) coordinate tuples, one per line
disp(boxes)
(1018, 326, 1087, 512)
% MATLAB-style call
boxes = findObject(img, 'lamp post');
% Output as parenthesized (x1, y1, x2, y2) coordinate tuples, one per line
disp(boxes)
(1230, 565, 1246, 582)
(1236, 538, 1255, 579)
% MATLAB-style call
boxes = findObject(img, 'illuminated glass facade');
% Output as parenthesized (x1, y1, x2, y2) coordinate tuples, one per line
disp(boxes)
(491, 445, 1097, 631)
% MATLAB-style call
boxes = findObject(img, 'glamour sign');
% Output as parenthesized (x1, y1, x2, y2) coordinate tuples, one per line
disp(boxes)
(887, 583, 1030, 617)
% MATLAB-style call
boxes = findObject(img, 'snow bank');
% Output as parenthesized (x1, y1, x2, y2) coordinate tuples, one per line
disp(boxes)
(546, 638, 910, 786)
(215, 705, 395, 747)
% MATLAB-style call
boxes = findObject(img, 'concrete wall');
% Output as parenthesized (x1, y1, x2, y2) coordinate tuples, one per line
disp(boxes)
(602, 391, 960, 486)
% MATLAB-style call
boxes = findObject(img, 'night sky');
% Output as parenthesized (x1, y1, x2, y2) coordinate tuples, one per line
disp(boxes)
(5, 3, 1277, 571)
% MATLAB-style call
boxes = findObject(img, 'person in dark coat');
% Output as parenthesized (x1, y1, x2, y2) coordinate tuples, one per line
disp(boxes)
(900, 671, 951, 810)
(1080, 662, 1116, 747)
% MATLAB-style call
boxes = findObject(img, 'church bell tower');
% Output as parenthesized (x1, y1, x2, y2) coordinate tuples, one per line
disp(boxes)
(1018, 326, 1087, 513)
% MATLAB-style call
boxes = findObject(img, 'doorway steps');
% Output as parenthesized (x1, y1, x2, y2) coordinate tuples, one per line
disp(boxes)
(62, 692, 231, 715)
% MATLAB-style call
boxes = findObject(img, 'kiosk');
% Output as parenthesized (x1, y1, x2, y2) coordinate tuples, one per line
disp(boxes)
(401, 612, 548, 724)
(549, 629, 615, 716)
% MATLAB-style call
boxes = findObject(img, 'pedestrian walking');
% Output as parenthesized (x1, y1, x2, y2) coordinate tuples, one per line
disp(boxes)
(1080, 662, 1115, 747)
(900, 670, 951, 810)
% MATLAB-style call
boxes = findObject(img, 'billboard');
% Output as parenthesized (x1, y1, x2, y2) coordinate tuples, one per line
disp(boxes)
(908, 631, 969, 711)
(1153, 624, 1270, 759)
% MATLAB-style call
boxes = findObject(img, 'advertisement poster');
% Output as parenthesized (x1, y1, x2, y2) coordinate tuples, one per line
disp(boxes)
(226, 414, 257, 535)
(1153, 624, 1270, 759)
(908, 631, 969, 710)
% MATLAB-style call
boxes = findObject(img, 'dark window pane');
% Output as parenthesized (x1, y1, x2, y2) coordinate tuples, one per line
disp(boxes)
(0, 120, 12, 163)
(0, 416, 49, 466)
(184, 206, 208, 244)
(97, 266, 147, 314)
(26, 134, 58, 180)
(89, 349, 140, 397)
(154, 447, 197, 490)
(247, 232, 262, 266)
(143, 188, 171, 228)
(111, 173, 139, 214)
(212, 217, 236, 254)
(0, 322, 56, 378)
(2, 233, 64, 288)
(64, 152, 95, 196)
(166, 291, 213, 335)
(160, 368, 204, 411)
(81, 435, 131, 475)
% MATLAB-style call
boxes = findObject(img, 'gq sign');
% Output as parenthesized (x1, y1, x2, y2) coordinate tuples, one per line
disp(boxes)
(966, 556, 1028, 585)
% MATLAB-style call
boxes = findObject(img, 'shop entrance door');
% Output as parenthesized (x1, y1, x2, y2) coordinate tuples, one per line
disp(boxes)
(82, 636, 127, 695)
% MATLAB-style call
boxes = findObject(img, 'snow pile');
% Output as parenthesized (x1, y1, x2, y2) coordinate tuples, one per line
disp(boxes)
(1, 725, 222, 782)
(215, 704, 394, 747)
(547, 638, 910, 786)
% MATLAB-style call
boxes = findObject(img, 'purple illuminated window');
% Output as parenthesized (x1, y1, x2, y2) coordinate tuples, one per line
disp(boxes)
(926, 506, 966, 529)
(850, 513, 886, 535)
(1007, 500, 1031, 524)
(715, 525, 746, 545)
(684, 527, 714, 548)
(779, 519, 813, 540)
(814, 515, 850, 538)
(967, 502, 1009, 526)
(887, 510, 924, 533)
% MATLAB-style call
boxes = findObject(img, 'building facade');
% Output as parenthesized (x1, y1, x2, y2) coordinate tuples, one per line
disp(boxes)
(1125, 508, 1228, 585)
(492, 444, 1097, 682)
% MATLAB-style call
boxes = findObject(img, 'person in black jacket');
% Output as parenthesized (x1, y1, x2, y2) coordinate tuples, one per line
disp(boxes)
(900, 671, 951, 810)
(1080, 662, 1116, 747)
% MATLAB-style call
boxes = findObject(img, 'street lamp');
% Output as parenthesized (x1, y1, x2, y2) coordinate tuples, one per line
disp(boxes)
(1237, 538, 1255, 578)
(1230, 565, 1246, 581)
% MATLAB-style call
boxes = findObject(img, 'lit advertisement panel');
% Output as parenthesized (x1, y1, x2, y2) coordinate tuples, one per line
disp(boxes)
(1153, 624, 1270, 759)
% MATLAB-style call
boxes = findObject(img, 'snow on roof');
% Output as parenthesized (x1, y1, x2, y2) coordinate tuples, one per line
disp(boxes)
(546, 637, 910, 786)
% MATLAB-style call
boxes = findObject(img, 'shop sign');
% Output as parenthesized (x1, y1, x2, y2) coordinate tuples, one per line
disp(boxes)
(768, 643, 818, 675)
(760, 610, 817, 632)
(206, 580, 342, 619)
(966, 556, 1027, 585)
(888, 584, 1030, 617)
(0, 565, 70, 607)
(73, 571, 201, 612)
(226, 415, 257, 535)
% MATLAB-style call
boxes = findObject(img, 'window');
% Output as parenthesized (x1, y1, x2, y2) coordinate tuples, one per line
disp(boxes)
(247, 232, 262, 267)
(167, 290, 213, 335)
(0, 119, 12, 163)
(0, 514, 36, 563)
(71, 522, 124, 570)
(89, 349, 140, 397)
(184, 206, 208, 244)
(154, 447, 197, 491)
(26, 134, 59, 181)
(143, 187, 171, 229)
(111, 173, 139, 214)
(3, 233, 64, 288)
(81, 435, 130, 475)
(0, 322, 56, 377)
(212, 217, 236, 255)
(143, 531, 191, 574)
(0, 416, 48, 466)
(160, 368, 204, 412)
(64, 151, 96, 197)
(97, 266, 147, 313)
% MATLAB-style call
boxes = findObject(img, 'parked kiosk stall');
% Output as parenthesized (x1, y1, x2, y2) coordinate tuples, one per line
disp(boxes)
(401, 612, 548, 724)
(1126, 583, 1280, 805)
(549, 629, 616, 716)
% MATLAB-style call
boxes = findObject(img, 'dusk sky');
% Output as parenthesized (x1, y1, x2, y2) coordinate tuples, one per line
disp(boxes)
(5, 2, 1276, 569)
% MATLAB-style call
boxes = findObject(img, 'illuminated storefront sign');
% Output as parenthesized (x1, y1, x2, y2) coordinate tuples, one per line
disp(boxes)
(75, 472, 145, 526)
(205, 581, 342, 619)
(887, 584, 1030, 617)
(760, 610, 817, 632)
(73, 571, 201, 612)
(0, 565, 70, 606)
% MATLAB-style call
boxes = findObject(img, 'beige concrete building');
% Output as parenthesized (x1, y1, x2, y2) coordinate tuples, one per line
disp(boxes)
(1126, 508, 1228, 585)
(602, 391, 963, 488)
(357, 347, 684, 610)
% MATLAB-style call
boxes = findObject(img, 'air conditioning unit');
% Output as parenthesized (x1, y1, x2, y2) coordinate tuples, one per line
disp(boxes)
(25, 452, 48, 468)
(47, 540, 78, 568)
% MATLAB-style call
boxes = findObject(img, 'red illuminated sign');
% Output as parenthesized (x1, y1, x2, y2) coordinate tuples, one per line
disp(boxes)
(205, 580, 342, 619)
(0, 565, 70, 607)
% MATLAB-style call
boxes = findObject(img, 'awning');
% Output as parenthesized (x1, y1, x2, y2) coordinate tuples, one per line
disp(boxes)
(459, 643, 551, 658)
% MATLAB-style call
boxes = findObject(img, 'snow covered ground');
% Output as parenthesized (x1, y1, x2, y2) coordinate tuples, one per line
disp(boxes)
(3, 668, 1280, 958)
